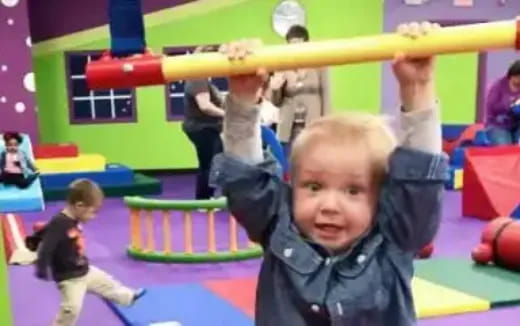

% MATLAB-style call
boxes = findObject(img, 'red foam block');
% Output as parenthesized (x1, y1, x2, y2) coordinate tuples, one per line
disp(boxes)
(1, 214, 26, 263)
(463, 146, 520, 220)
(34, 143, 79, 159)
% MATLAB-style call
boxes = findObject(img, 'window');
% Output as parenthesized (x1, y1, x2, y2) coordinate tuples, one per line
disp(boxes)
(65, 51, 137, 124)
(164, 46, 229, 121)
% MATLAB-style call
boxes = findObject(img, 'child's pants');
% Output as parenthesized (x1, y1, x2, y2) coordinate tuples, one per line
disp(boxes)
(0, 172, 37, 189)
(52, 266, 135, 326)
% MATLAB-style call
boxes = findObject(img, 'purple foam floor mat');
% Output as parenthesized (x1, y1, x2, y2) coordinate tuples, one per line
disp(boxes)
(8, 175, 520, 325)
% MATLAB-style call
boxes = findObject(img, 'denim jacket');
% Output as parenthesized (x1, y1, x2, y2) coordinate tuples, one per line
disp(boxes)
(211, 146, 447, 326)
(210, 95, 448, 326)
(0, 150, 37, 177)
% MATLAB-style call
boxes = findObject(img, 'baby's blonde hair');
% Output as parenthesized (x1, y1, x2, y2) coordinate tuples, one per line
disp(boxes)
(290, 112, 398, 183)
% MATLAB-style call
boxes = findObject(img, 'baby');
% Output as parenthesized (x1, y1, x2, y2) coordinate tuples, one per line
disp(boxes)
(210, 22, 448, 325)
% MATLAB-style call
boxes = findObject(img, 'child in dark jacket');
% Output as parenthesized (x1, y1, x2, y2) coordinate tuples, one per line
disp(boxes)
(32, 179, 146, 326)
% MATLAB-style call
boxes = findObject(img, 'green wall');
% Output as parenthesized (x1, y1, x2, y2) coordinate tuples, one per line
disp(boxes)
(34, 0, 383, 170)
(436, 53, 478, 123)
(0, 225, 13, 326)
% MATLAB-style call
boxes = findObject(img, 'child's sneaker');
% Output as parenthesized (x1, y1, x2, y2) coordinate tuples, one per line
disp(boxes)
(132, 288, 147, 304)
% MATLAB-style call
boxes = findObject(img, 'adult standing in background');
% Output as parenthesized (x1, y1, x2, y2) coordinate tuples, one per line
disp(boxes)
(268, 25, 332, 156)
(182, 45, 225, 199)
(484, 60, 520, 144)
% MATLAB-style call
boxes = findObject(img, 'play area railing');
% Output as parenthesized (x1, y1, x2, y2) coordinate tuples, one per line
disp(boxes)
(124, 196, 263, 263)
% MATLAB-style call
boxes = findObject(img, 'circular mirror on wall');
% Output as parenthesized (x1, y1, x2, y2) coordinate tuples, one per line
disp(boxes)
(272, 0, 307, 38)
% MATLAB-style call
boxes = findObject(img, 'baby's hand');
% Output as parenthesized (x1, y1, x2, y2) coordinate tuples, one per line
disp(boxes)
(219, 39, 269, 105)
(392, 21, 440, 86)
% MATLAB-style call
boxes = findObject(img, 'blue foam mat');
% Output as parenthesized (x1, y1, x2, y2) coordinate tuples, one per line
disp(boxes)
(41, 164, 134, 188)
(106, 283, 253, 326)
(0, 134, 44, 213)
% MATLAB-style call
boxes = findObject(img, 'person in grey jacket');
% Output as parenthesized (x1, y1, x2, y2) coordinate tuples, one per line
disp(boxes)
(211, 21, 447, 326)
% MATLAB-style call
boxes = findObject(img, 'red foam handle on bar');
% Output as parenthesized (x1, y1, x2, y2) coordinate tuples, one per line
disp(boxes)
(517, 19, 520, 50)
(86, 53, 166, 89)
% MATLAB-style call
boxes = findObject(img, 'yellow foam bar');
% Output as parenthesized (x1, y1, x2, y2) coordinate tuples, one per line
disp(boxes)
(161, 19, 518, 81)
(454, 169, 463, 190)
(36, 154, 106, 174)
(412, 277, 489, 318)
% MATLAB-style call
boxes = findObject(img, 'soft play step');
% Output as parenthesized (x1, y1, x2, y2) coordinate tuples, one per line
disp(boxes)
(415, 258, 520, 308)
(1, 214, 37, 265)
(41, 164, 134, 188)
(43, 173, 161, 201)
(36, 154, 106, 174)
(0, 133, 45, 213)
(33, 143, 78, 159)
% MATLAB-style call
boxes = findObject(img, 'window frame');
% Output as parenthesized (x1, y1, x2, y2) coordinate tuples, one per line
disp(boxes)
(64, 50, 138, 125)
(163, 46, 193, 122)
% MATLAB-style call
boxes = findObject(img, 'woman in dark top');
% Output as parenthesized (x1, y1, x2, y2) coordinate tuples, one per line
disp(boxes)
(182, 45, 225, 199)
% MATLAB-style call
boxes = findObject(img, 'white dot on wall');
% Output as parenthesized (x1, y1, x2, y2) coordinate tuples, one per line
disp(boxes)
(25, 36, 31, 47)
(0, 96, 6, 103)
(1, 65, 7, 72)
(23, 72, 35, 92)
(15, 102, 25, 113)
(1, 0, 19, 8)
(7, 18, 14, 26)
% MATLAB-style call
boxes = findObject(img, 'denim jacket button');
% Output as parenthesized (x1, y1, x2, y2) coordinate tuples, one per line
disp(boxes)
(356, 254, 366, 264)
(324, 258, 331, 266)
(311, 304, 320, 313)
(283, 248, 293, 258)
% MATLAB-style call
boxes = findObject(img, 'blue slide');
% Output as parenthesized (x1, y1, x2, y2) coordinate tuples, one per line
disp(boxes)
(0, 134, 45, 213)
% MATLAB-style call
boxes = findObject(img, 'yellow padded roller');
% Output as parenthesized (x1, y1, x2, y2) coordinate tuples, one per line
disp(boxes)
(36, 154, 106, 174)
(454, 169, 464, 190)
(412, 277, 489, 318)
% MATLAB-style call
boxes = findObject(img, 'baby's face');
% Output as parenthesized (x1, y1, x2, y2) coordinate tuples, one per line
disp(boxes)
(292, 142, 377, 253)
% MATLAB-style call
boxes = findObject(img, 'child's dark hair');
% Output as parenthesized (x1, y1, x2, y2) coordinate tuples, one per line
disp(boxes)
(507, 60, 520, 79)
(66, 179, 104, 206)
(285, 25, 309, 42)
(3, 132, 23, 144)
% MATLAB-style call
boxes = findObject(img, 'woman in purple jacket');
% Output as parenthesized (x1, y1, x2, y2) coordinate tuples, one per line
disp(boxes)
(485, 60, 520, 144)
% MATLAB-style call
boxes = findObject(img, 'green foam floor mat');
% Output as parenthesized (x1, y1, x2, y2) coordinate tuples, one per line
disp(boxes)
(414, 258, 520, 307)
(43, 173, 162, 201)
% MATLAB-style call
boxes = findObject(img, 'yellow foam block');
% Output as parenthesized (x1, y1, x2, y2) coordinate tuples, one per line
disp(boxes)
(36, 154, 106, 174)
(454, 169, 463, 190)
(412, 277, 489, 318)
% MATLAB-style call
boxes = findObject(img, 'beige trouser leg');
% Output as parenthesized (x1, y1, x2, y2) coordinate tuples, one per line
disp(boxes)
(52, 276, 87, 326)
(52, 266, 136, 326)
(85, 265, 135, 306)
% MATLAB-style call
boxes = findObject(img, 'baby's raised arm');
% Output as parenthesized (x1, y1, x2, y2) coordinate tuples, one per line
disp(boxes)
(223, 94, 263, 164)
(210, 40, 286, 245)
(379, 22, 448, 253)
